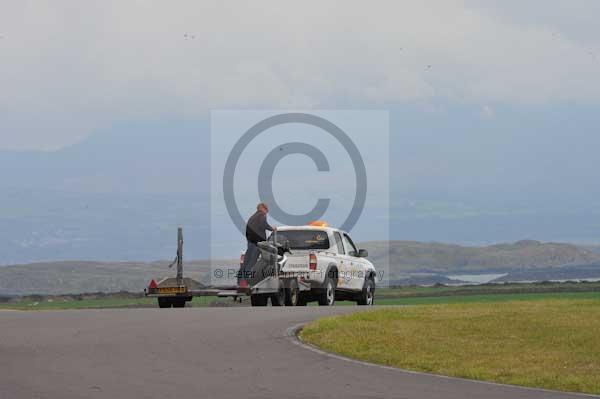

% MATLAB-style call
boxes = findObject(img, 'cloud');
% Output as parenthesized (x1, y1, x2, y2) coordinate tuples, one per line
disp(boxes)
(1, 0, 599, 149)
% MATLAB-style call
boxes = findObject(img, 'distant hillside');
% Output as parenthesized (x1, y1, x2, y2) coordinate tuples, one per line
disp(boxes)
(2, 240, 600, 296)
(363, 240, 600, 274)
(0, 260, 237, 296)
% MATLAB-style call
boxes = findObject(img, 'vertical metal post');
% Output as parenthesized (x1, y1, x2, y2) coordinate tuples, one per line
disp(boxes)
(273, 229, 278, 279)
(177, 227, 183, 286)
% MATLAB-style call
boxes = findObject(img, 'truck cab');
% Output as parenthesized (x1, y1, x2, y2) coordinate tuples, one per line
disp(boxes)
(265, 221, 376, 305)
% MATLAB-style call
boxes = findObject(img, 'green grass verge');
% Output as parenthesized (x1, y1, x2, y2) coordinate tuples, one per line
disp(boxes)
(0, 296, 225, 310)
(371, 291, 600, 305)
(376, 281, 600, 298)
(300, 297, 600, 395)
(2, 282, 600, 310)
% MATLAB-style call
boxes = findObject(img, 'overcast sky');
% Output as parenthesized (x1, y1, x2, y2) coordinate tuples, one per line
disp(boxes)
(1, 0, 599, 150)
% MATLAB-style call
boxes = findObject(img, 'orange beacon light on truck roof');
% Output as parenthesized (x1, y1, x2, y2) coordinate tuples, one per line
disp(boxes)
(308, 221, 329, 227)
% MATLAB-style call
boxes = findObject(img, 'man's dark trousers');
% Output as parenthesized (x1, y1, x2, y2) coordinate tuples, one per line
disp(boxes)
(239, 241, 260, 282)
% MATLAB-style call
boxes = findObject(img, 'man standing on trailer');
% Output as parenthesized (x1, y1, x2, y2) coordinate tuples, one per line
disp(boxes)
(238, 202, 276, 289)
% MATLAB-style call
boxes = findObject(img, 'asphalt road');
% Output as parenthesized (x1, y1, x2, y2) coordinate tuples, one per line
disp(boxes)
(1, 307, 595, 399)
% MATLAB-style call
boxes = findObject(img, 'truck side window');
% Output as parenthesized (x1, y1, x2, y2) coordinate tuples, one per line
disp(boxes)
(333, 232, 345, 254)
(342, 234, 358, 257)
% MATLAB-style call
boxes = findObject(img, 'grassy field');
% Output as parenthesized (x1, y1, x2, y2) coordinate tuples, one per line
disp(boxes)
(300, 297, 600, 395)
(2, 282, 600, 310)
(0, 292, 581, 310)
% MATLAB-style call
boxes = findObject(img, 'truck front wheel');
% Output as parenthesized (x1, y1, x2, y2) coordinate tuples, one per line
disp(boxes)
(356, 278, 375, 306)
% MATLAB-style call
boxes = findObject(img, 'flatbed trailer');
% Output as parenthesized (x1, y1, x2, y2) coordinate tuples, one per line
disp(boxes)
(144, 228, 310, 307)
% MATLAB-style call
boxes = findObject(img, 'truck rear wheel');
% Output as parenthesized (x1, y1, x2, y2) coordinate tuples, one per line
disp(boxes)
(318, 276, 336, 306)
(285, 279, 299, 306)
(250, 294, 268, 306)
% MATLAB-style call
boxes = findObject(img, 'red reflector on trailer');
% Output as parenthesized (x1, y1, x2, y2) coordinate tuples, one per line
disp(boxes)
(148, 279, 158, 289)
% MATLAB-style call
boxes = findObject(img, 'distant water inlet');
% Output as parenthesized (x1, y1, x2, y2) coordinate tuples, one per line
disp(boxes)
(447, 273, 508, 284)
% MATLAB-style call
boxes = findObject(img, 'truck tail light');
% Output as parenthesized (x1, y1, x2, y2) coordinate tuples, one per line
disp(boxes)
(309, 253, 317, 271)
(240, 252, 245, 267)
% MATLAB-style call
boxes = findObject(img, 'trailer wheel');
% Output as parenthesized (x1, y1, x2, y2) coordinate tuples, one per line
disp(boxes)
(318, 276, 336, 306)
(250, 294, 268, 307)
(285, 279, 299, 306)
(158, 298, 172, 308)
(270, 287, 285, 306)
(269, 278, 286, 307)
(172, 298, 186, 308)
(297, 294, 308, 306)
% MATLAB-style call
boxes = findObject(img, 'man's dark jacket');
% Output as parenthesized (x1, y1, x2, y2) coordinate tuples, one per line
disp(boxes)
(246, 211, 273, 244)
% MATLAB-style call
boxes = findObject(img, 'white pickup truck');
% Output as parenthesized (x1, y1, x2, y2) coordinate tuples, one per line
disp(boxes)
(245, 222, 377, 306)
